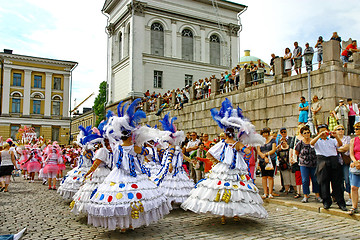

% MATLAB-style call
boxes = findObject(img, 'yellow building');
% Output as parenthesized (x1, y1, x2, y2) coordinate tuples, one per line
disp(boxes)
(70, 109, 97, 143)
(0, 49, 77, 145)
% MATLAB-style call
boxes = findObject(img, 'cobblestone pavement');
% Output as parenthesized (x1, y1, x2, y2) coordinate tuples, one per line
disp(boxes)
(1, 177, 360, 240)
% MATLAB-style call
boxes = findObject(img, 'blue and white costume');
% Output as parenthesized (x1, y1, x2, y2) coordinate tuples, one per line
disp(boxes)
(152, 146, 194, 204)
(87, 144, 171, 230)
(86, 99, 171, 230)
(58, 126, 95, 200)
(181, 98, 268, 218)
(144, 146, 162, 177)
(72, 147, 114, 214)
(58, 150, 93, 200)
(151, 113, 194, 204)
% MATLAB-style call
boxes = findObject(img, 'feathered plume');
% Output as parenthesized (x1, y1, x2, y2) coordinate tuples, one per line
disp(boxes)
(159, 113, 177, 133)
(127, 98, 146, 127)
(210, 98, 265, 146)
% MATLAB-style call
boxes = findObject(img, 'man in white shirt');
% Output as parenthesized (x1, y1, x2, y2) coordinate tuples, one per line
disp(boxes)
(310, 124, 347, 211)
(186, 132, 200, 182)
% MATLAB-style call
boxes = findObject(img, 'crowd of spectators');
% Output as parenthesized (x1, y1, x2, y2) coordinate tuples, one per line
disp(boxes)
(140, 32, 358, 116)
(177, 118, 360, 215)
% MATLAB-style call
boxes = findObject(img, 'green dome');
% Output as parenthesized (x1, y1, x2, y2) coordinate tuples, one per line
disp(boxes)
(239, 50, 270, 72)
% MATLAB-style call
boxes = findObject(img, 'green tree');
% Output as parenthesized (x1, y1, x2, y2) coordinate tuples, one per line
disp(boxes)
(93, 81, 107, 127)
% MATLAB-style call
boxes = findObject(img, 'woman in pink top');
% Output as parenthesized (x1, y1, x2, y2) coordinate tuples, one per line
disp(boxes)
(348, 122, 360, 214)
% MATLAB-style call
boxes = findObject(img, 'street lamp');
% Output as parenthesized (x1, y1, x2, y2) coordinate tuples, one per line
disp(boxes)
(303, 52, 315, 135)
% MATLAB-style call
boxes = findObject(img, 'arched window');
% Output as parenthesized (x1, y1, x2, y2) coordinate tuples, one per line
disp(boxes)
(52, 96, 61, 116)
(118, 32, 122, 61)
(151, 23, 164, 56)
(182, 29, 193, 61)
(32, 94, 42, 114)
(11, 93, 21, 113)
(210, 34, 221, 65)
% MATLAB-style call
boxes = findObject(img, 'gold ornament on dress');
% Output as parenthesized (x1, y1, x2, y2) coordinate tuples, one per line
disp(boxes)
(214, 190, 221, 202)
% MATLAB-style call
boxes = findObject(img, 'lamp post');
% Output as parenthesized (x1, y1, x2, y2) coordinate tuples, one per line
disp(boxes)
(303, 52, 315, 135)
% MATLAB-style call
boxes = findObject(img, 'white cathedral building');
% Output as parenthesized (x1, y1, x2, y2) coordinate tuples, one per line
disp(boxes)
(102, 0, 246, 104)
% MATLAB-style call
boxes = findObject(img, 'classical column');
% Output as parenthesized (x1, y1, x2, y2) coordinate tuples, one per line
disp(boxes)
(63, 74, 70, 118)
(200, 26, 206, 62)
(2, 67, 11, 115)
(195, 36, 201, 62)
(44, 72, 52, 117)
(23, 70, 32, 116)
(165, 30, 172, 57)
(129, 12, 146, 98)
(171, 20, 177, 58)
(120, 26, 125, 59)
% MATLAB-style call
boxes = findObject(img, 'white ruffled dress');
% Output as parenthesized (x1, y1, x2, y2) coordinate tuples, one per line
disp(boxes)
(143, 147, 162, 177)
(181, 140, 268, 218)
(72, 147, 114, 214)
(58, 152, 93, 200)
(87, 144, 171, 230)
(151, 147, 194, 204)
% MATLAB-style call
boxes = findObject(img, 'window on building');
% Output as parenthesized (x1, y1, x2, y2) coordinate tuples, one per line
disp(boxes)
(12, 94, 21, 113)
(52, 127, 60, 142)
(53, 101, 60, 116)
(34, 75, 42, 88)
(210, 35, 221, 65)
(13, 73, 22, 86)
(10, 125, 20, 140)
(119, 32, 122, 61)
(53, 77, 61, 90)
(151, 23, 164, 56)
(34, 126, 41, 137)
(33, 100, 41, 114)
(127, 25, 131, 57)
(154, 71, 163, 88)
(185, 74, 193, 87)
(182, 29, 194, 61)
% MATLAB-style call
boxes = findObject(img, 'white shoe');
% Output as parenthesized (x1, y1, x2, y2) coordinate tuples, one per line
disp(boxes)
(346, 199, 352, 206)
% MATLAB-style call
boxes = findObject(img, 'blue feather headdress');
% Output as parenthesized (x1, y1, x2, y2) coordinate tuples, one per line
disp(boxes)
(158, 113, 184, 146)
(210, 98, 265, 146)
(159, 113, 177, 133)
(105, 99, 146, 143)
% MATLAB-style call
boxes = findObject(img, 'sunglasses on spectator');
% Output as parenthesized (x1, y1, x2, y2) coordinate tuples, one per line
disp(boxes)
(336, 128, 344, 131)
(355, 128, 360, 131)
(190, 134, 196, 136)
(280, 131, 286, 133)
(303, 131, 310, 134)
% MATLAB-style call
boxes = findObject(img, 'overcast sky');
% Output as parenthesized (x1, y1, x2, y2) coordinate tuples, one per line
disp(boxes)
(1, 0, 359, 110)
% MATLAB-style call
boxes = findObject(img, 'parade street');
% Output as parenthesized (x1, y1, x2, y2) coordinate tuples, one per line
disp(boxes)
(1, 178, 359, 240)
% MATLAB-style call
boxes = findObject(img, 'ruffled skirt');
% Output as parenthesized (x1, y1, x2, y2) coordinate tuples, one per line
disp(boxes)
(27, 162, 41, 173)
(144, 161, 162, 178)
(58, 167, 90, 200)
(43, 164, 59, 174)
(20, 160, 28, 170)
(181, 162, 268, 218)
(87, 168, 172, 230)
(72, 167, 111, 214)
(153, 168, 194, 204)
(58, 164, 66, 171)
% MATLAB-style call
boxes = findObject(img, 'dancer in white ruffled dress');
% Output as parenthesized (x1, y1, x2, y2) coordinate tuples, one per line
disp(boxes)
(71, 126, 114, 214)
(58, 149, 94, 200)
(58, 126, 95, 200)
(181, 98, 268, 224)
(151, 113, 195, 204)
(143, 141, 162, 177)
(87, 99, 171, 231)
